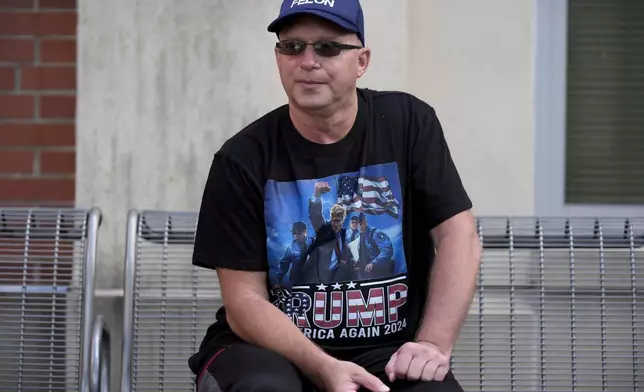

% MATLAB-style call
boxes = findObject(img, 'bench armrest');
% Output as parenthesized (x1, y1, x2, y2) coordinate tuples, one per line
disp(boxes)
(90, 315, 110, 392)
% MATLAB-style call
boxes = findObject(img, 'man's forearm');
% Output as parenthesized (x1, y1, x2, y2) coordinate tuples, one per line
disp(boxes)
(226, 289, 335, 382)
(415, 230, 481, 356)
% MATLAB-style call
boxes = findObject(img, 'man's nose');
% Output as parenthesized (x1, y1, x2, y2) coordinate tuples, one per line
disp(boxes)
(299, 45, 319, 70)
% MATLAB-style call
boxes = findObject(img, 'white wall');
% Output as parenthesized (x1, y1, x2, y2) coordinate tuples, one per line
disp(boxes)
(76, 1, 537, 390)
(407, 0, 536, 216)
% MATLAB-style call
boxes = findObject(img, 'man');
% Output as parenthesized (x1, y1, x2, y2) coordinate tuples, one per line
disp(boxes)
(355, 212, 394, 280)
(346, 215, 360, 243)
(307, 193, 353, 284)
(189, 0, 481, 391)
(273, 221, 314, 289)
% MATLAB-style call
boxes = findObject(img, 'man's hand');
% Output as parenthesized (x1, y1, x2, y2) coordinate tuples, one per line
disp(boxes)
(314, 181, 331, 196)
(384, 341, 450, 383)
(318, 359, 390, 392)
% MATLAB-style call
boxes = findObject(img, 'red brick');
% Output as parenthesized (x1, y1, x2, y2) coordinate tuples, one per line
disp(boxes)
(0, 11, 32, 34)
(40, 38, 75, 62)
(0, 38, 35, 62)
(0, 94, 35, 118)
(0, 200, 73, 207)
(0, 149, 34, 173)
(0, 178, 74, 201)
(40, 150, 73, 174)
(0, 123, 74, 146)
(0, 0, 33, 9)
(40, 94, 74, 119)
(0, 11, 77, 36)
(0, 67, 15, 90)
(38, 0, 75, 9)
(21, 66, 75, 90)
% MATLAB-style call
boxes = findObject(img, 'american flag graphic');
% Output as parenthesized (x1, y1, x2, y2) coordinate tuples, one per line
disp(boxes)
(336, 175, 401, 219)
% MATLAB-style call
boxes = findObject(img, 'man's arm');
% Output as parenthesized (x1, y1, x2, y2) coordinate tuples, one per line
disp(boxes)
(216, 267, 336, 385)
(193, 153, 333, 377)
(414, 209, 481, 356)
(370, 230, 394, 264)
(308, 184, 329, 233)
(384, 94, 478, 383)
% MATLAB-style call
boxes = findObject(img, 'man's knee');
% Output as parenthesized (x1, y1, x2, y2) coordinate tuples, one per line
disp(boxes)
(198, 368, 304, 392)
(196, 342, 307, 392)
(393, 371, 464, 392)
(229, 372, 304, 392)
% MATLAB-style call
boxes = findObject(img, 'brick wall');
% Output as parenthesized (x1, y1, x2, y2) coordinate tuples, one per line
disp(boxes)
(0, 0, 76, 207)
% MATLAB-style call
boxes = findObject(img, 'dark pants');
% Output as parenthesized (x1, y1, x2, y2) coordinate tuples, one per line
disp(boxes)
(196, 342, 464, 392)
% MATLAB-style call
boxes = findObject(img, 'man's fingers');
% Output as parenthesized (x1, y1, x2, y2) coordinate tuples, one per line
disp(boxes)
(385, 343, 451, 383)
(393, 350, 413, 379)
(353, 370, 390, 392)
(420, 358, 440, 381)
(384, 352, 398, 382)
(432, 363, 450, 382)
(406, 356, 428, 381)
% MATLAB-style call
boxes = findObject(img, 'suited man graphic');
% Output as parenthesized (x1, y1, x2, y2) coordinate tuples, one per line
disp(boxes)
(307, 181, 354, 283)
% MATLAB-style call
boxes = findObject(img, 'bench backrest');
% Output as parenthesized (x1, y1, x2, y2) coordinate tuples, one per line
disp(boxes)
(451, 216, 643, 391)
(121, 211, 644, 392)
(0, 207, 102, 392)
(121, 210, 217, 392)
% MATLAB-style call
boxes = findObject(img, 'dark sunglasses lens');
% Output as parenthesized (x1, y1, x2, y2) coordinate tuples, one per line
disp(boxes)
(278, 41, 305, 55)
(314, 41, 341, 57)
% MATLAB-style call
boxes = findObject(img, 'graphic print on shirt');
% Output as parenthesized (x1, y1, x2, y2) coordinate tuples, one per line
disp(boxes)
(264, 162, 409, 346)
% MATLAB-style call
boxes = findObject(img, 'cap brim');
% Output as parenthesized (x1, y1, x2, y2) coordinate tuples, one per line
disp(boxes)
(267, 9, 359, 36)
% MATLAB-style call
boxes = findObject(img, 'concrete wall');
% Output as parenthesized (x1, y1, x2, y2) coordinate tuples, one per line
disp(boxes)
(76, 1, 537, 390)
(408, 0, 536, 216)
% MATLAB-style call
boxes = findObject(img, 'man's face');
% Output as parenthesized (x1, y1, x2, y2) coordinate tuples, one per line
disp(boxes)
(331, 216, 343, 233)
(295, 230, 307, 242)
(359, 220, 366, 233)
(350, 220, 357, 230)
(274, 15, 370, 112)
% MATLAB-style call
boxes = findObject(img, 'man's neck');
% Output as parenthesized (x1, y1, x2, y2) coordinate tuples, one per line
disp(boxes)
(289, 91, 358, 145)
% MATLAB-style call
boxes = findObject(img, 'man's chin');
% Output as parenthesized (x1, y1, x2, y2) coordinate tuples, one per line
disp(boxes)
(291, 92, 333, 111)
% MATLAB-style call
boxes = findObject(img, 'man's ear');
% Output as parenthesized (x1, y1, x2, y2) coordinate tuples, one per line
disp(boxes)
(357, 48, 371, 79)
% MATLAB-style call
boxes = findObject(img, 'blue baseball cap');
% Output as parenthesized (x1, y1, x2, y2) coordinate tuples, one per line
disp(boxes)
(267, 0, 365, 46)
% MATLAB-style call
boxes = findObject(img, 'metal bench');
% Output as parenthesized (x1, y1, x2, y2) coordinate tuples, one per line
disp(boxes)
(120, 210, 643, 391)
(451, 217, 643, 391)
(0, 207, 110, 392)
(120, 210, 214, 392)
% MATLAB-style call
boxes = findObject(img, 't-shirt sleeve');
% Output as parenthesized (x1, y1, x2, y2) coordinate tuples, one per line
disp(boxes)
(192, 151, 268, 271)
(410, 100, 473, 231)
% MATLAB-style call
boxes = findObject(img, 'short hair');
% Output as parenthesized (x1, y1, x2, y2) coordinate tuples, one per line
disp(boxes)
(330, 204, 347, 221)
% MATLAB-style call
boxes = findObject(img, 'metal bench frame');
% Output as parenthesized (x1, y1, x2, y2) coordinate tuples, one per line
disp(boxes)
(0, 207, 110, 392)
(120, 211, 643, 391)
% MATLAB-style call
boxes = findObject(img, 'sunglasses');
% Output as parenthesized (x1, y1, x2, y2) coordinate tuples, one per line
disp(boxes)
(276, 40, 362, 57)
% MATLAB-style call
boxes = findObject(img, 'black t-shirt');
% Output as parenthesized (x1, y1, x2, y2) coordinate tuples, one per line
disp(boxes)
(188, 88, 472, 374)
